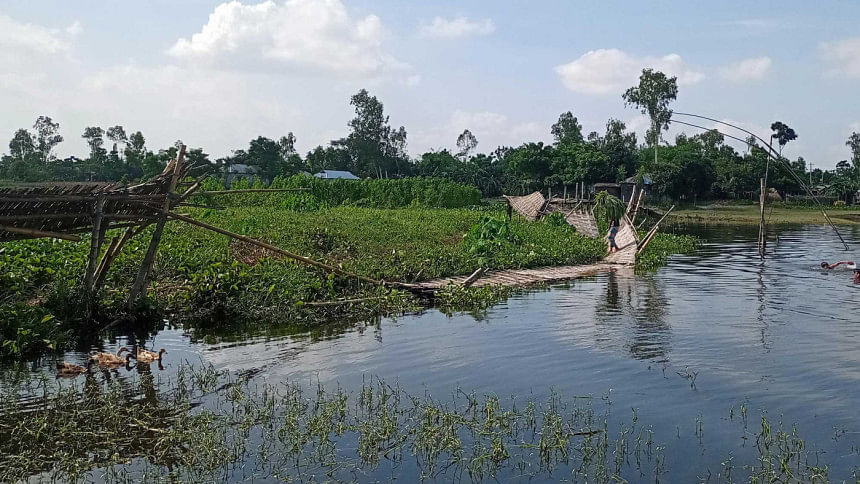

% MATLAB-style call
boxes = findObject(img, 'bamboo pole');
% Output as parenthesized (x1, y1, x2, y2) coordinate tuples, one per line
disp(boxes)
(462, 267, 487, 288)
(630, 188, 645, 225)
(758, 177, 766, 258)
(128, 146, 186, 309)
(0, 225, 81, 241)
(165, 211, 385, 287)
(84, 196, 106, 307)
(197, 188, 310, 195)
(637, 205, 674, 255)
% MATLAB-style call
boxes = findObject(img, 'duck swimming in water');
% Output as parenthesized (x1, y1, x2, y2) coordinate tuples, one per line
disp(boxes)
(89, 347, 131, 367)
(136, 348, 166, 363)
(56, 361, 91, 377)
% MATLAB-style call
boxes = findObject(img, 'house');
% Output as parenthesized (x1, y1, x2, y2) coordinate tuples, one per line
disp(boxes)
(224, 164, 262, 188)
(592, 182, 622, 200)
(620, 175, 653, 203)
(314, 170, 360, 180)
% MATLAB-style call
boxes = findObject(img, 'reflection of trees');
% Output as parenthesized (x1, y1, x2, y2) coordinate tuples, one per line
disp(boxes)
(594, 268, 672, 362)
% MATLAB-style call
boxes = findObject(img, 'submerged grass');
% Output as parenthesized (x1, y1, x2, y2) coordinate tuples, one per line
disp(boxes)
(0, 364, 851, 482)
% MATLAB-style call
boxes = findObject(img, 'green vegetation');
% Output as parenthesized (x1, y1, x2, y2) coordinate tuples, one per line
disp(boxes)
(1, 201, 619, 358)
(6, 72, 860, 204)
(0, 364, 844, 482)
(636, 233, 698, 272)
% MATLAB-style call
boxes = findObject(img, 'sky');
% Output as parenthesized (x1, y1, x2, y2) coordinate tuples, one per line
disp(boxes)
(1, 0, 859, 169)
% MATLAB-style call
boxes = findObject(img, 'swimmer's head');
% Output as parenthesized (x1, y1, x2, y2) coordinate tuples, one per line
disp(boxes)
(821, 262, 829, 268)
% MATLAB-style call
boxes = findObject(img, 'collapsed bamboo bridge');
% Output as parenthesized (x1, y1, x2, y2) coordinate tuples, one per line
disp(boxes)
(0, 147, 669, 312)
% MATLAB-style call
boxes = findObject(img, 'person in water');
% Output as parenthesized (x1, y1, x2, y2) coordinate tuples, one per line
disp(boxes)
(821, 261, 856, 270)
(855, 268, 860, 284)
(607, 220, 619, 253)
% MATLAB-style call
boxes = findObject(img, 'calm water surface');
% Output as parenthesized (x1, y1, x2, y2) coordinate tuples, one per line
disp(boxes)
(6, 223, 860, 481)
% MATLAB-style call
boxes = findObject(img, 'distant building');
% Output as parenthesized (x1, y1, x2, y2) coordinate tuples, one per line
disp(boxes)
(620, 175, 653, 202)
(224, 164, 262, 188)
(314, 170, 360, 180)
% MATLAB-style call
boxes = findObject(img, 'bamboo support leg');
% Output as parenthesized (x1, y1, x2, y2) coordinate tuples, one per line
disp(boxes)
(128, 146, 186, 309)
(84, 196, 106, 307)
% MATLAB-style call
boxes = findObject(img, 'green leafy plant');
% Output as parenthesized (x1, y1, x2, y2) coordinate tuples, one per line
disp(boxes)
(593, 190, 626, 223)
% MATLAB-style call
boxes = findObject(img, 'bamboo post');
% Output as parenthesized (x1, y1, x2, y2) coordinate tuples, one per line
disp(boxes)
(563, 185, 567, 202)
(626, 185, 638, 216)
(84, 195, 106, 308)
(758, 177, 766, 258)
(637, 205, 674, 255)
(462, 267, 487, 288)
(165, 211, 385, 287)
(630, 188, 645, 225)
(128, 146, 186, 309)
(92, 225, 143, 294)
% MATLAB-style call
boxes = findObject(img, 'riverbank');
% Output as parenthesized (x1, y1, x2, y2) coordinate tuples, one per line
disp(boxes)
(671, 203, 860, 225)
(1, 204, 695, 359)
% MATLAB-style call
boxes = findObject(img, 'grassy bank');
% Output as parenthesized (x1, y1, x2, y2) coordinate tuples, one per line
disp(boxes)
(672, 203, 860, 225)
(2, 205, 618, 357)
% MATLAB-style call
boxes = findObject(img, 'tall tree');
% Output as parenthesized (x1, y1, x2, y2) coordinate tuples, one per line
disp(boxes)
(846, 132, 860, 170)
(278, 132, 297, 158)
(82, 126, 106, 162)
(340, 89, 408, 178)
(769, 121, 797, 157)
(9, 129, 36, 163)
(456, 129, 478, 159)
(551, 111, 584, 145)
(622, 68, 678, 165)
(33, 116, 63, 163)
(106, 125, 128, 158)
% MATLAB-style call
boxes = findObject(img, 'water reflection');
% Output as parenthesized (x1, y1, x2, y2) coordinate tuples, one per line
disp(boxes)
(594, 268, 672, 362)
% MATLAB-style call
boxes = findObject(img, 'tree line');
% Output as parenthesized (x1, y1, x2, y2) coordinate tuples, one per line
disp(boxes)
(3, 72, 860, 202)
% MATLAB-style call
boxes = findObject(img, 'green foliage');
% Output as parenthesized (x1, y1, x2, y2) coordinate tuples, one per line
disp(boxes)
(196, 175, 481, 209)
(542, 211, 572, 229)
(464, 216, 516, 265)
(593, 190, 625, 222)
(636, 233, 698, 272)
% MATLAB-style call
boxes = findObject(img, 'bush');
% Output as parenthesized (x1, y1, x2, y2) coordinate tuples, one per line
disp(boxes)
(195, 175, 482, 209)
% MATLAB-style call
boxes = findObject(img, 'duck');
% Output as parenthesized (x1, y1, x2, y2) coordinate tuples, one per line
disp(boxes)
(56, 361, 91, 377)
(136, 348, 166, 363)
(89, 347, 131, 367)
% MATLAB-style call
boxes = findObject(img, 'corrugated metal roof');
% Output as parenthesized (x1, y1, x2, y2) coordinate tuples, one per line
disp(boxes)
(314, 170, 359, 180)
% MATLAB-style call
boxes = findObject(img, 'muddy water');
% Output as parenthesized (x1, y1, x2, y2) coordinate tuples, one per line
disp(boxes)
(5, 223, 860, 481)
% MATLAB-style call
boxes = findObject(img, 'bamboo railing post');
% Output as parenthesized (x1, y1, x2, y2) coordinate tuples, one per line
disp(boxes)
(84, 195, 106, 310)
(128, 146, 186, 309)
(637, 205, 674, 256)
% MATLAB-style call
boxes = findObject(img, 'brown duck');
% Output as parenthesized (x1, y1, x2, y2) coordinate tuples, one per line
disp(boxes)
(89, 347, 131, 367)
(136, 348, 166, 363)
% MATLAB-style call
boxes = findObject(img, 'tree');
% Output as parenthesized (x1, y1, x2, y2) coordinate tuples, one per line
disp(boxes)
(278, 132, 297, 158)
(9, 129, 36, 163)
(551, 111, 584, 145)
(339, 89, 408, 178)
(106, 125, 128, 159)
(847, 132, 860, 170)
(33, 116, 63, 163)
(622, 69, 678, 165)
(769, 121, 797, 157)
(82, 126, 106, 162)
(456, 129, 478, 159)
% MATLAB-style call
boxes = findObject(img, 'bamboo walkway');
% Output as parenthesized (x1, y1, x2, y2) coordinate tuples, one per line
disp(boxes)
(403, 219, 638, 292)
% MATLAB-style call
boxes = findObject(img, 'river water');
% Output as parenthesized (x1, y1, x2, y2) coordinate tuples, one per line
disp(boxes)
(5, 223, 860, 481)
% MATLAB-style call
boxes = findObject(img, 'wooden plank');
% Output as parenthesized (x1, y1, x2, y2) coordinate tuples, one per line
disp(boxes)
(462, 268, 486, 287)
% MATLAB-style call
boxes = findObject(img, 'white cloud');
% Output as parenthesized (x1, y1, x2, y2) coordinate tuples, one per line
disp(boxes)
(168, 0, 403, 76)
(419, 16, 495, 39)
(719, 56, 772, 82)
(65, 21, 83, 36)
(820, 37, 860, 78)
(554, 48, 704, 95)
(721, 18, 784, 32)
(0, 13, 71, 55)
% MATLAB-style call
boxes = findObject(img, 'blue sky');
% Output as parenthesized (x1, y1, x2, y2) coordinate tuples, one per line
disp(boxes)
(1, 1, 858, 168)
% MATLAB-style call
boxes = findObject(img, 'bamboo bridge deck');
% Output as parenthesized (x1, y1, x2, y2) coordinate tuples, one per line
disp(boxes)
(402, 220, 638, 292)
